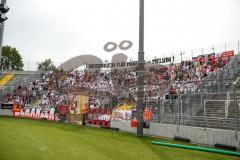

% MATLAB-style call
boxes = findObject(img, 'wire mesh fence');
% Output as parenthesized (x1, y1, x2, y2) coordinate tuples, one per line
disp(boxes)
(149, 90, 240, 131)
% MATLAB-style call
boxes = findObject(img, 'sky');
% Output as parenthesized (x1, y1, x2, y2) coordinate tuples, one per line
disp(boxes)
(3, 0, 240, 70)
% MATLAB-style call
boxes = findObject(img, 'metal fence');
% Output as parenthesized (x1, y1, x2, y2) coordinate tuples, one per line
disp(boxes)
(146, 54, 240, 130)
(145, 53, 240, 131)
(149, 84, 240, 131)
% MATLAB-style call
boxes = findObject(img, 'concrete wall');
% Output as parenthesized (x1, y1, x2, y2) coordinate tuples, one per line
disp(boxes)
(110, 120, 240, 149)
(0, 109, 12, 116)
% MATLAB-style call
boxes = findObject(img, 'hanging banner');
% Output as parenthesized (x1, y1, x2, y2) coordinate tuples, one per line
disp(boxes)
(57, 105, 69, 122)
(14, 106, 56, 121)
(220, 50, 234, 59)
(87, 108, 112, 128)
(152, 56, 175, 64)
(1, 103, 13, 109)
(192, 53, 216, 63)
(76, 95, 82, 114)
(86, 56, 175, 69)
(79, 95, 89, 114)
(112, 104, 135, 121)
(68, 94, 88, 114)
(69, 95, 78, 114)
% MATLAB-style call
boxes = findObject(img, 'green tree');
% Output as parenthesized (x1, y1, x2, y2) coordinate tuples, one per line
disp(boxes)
(38, 59, 56, 71)
(0, 46, 24, 70)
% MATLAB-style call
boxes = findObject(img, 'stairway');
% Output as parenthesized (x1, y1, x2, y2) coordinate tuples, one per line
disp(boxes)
(190, 116, 238, 130)
(190, 92, 240, 130)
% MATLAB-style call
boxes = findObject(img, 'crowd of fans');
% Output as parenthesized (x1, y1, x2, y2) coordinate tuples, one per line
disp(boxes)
(2, 54, 233, 110)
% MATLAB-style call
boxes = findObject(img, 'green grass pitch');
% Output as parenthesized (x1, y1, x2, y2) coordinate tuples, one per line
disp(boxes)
(0, 117, 238, 160)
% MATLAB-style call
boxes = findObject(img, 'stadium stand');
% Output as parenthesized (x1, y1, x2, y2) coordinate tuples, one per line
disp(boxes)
(1, 51, 240, 131)
(0, 71, 42, 101)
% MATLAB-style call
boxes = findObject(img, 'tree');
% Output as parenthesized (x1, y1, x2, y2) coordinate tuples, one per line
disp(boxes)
(38, 59, 56, 71)
(0, 46, 24, 70)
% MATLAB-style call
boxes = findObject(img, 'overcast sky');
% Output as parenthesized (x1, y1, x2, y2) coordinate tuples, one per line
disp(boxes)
(3, 0, 240, 70)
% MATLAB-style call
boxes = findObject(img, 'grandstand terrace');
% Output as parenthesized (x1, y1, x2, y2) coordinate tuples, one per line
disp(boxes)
(1, 45, 240, 150)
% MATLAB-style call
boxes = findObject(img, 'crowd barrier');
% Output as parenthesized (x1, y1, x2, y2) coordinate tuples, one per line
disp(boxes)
(87, 108, 112, 128)
(0, 103, 70, 122)
(0, 103, 112, 128)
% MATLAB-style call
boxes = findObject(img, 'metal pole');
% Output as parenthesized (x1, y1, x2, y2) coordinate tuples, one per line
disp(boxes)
(178, 93, 180, 126)
(0, 0, 6, 66)
(137, 0, 145, 136)
(233, 84, 238, 139)
(0, 0, 7, 69)
(238, 40, 239, 55)
(117, 97, 119, 107)
(189, 90, 192, 121)
(158, 97, 161, 123)
(0, 22, 4, 68)
(180, 51, 184, 62)
(211, 46, 215, 53)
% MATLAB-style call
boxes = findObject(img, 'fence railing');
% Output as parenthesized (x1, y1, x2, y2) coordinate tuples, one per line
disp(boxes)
(149, 91, 240, 131)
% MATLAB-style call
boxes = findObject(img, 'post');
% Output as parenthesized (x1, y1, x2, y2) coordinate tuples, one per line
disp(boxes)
(36, 62, 38, 71)
(162, 97, 165, 121)
(117, 97, 119, 107)
(137, 0, 145, 136)
(0, 21, 4, 68)
(233, 84, 238, 139)
(180, 95, 182, 116)
(180, 51, 184, 62)
(204, 100, 206, 116)
(178, 93, 180, 126)
(157, 97, 161, 123)
(226, 92, 230, 118)
(27, 61, 30, 71)
(238, 40, 239, 55)
(211, 46, 215, 53)
(189, 90, 192, 122)
(110, 100, 112, 109)
(200, 81, 204, 103)
(217, 69, 220, 91)
(0, 0, 7, 68)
